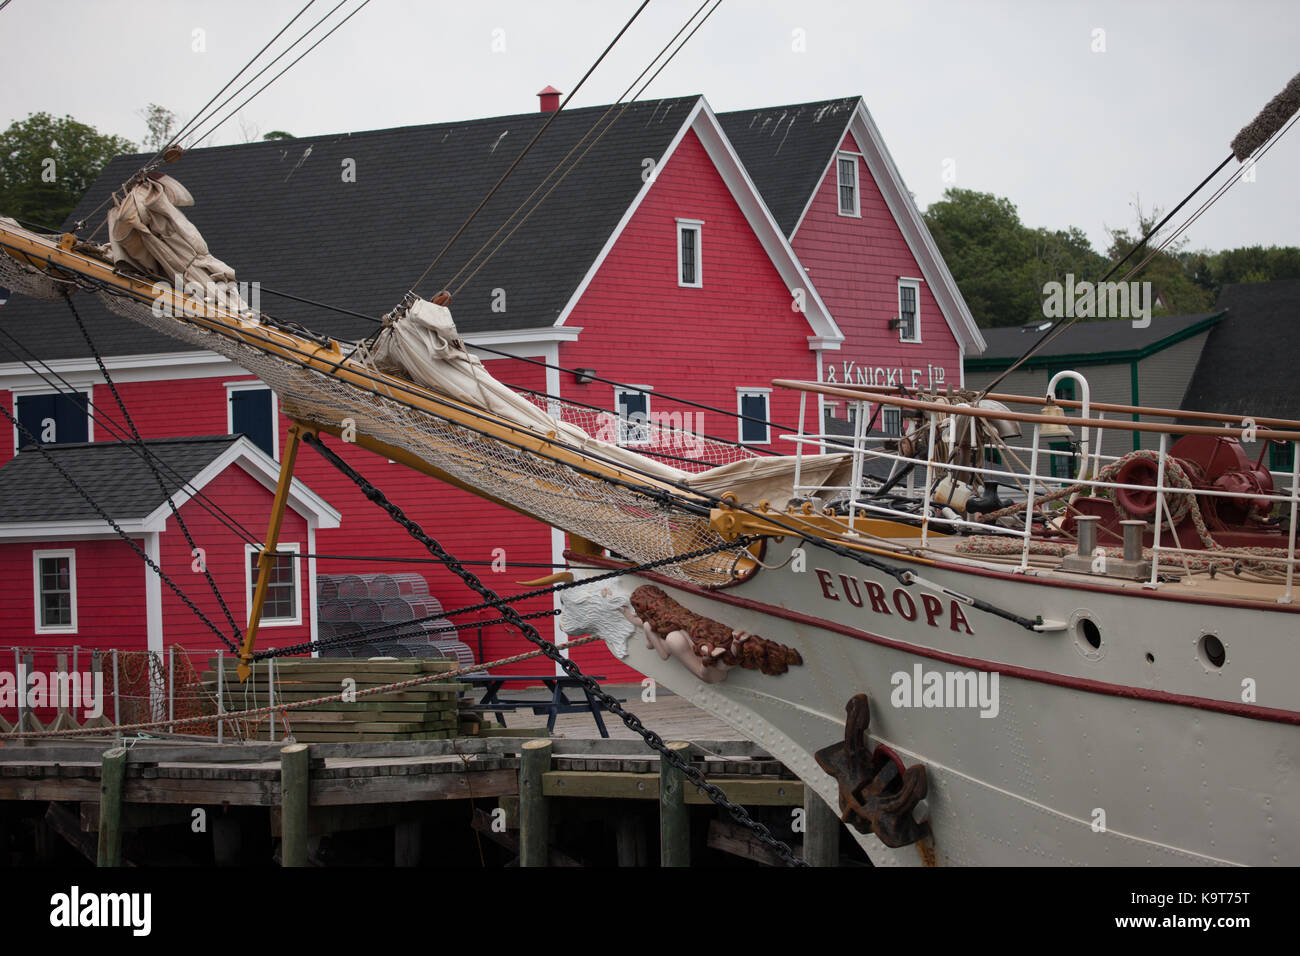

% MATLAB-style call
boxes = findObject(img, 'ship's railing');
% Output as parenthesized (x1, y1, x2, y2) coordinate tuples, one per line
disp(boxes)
(775, 377, 1300, 601)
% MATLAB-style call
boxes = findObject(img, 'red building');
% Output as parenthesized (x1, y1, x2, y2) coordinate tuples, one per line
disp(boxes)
(0, 93, 980, 682)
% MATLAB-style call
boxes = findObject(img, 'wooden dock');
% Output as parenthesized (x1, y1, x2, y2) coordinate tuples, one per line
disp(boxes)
(0, 687, 854, 867)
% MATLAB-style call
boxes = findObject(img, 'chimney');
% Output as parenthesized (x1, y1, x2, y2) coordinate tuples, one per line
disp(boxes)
(537, 85, 562, 113)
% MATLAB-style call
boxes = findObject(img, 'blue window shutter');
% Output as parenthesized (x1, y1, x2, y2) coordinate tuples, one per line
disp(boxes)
(230, 388, 275, 457)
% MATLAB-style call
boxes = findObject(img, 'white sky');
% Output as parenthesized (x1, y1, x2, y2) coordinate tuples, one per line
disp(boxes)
(2, 0, 1298, 254)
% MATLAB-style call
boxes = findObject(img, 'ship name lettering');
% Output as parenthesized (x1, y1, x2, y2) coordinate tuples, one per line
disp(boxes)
(815, 568, 974, 635)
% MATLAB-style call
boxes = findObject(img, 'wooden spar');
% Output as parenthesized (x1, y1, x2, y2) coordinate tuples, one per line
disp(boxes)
(0, 221, 698, 504)
(773, 379, 1300, 443)
(819, 379, 1300, 431)
(239, 423, 303, 681)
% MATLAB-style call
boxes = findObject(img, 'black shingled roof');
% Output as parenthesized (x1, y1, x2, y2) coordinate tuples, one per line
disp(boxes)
(0, 98, 700, 361)
(1182, 279, 1300, 420)
(967, 311, 1224, 367)
(0, 436, 241, 523)
(718, 98, 859, 236)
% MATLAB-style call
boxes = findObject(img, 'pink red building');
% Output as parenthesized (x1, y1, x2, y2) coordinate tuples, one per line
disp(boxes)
(0, 93, 981, 682)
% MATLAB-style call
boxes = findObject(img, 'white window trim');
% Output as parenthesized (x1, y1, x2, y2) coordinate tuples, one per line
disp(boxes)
(614, 385, 654, 447)
(836, 152, 861, 218)
(244, 541, 302, 628)
(898, 278, 922, 344)
(676, 218, 703, 288)
(12, 387, 95, 454)
(33, 548, 78, 634)
(736, 387, 772, 445)
(225, 380, 279, 460)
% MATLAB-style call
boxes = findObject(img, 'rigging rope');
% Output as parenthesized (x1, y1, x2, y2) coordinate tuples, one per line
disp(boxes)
(299, 429, 809, 867)
(65, 294, 246, 642)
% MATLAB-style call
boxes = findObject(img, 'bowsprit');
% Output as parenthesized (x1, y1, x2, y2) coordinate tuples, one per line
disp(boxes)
(814, 694, 930, 849)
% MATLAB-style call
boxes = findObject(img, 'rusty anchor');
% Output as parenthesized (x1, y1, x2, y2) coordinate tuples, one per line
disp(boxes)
(814, 693, 930, 848)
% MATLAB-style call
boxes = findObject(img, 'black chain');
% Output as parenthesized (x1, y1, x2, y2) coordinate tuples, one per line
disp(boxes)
(0, 401, 239, 651)
(260, 530, 754, 659)
(65, 294, 244, 645)
(302, 431, 808, 867)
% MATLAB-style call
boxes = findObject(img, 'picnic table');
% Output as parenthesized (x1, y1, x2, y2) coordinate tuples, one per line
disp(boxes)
(465, 674, 624, 738)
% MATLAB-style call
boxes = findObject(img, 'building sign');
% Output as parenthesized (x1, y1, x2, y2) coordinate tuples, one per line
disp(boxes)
(823, 360, 947, 391)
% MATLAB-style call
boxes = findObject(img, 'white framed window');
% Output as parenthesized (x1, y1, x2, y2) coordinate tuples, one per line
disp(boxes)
(614, 386, 653, 446)
(882, 407, 902, 437)
(837, 153, 860, 217)
(676, 218, 703, 287)
(226, 380, 279, 459)
(13, 389, 93, 453)
(897, 279, 921, 343)
(736, 388, 771, 444)
(33, 549, 77, 634)
(244, 542, 301, 627)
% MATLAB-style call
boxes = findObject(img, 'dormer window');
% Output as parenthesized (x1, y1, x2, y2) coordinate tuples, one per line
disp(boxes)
(677, 219, 702, 287)
(837, 154, 860, 216)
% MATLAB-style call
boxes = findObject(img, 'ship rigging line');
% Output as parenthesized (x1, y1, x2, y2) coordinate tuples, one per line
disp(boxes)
(255, 283, 800, 442)
(438, 0, 722, 299)
(405, 0, 654, 302)
(298, 429, 808, 868)
(0, 400, 239, 651)
(64, 294, 245, 641)
(0, 328, 263, 547)
(981, 71, 1300, 398)
(44, 265, 1044, 633)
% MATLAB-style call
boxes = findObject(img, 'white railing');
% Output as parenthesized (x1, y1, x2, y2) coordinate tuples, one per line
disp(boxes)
(777, 375, 1300, 602)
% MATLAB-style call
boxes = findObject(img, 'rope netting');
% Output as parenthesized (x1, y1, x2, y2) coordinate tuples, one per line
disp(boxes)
(91, 289, 751, 587)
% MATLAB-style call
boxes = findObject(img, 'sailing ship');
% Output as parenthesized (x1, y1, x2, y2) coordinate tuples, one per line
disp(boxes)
(2, 39, 1298, 866)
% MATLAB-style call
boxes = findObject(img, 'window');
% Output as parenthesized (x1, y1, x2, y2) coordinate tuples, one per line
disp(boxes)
(837, 154, 860, 216)
(33, 549, 77, 633)
(245, 543, 301, 626)
(1270, 441, 1295, 473)
(15, 391, 90, 450)
(1048, 439, 1075, 480)
(227, 382, 277, 458)
(737, 389, 771, 444)
(1053, 377, 1077, 402)
(615, 387, 652, 446)
(882, 408, 902, 437)
(677, 219, 702, 287)
(897, 280, 920, 343)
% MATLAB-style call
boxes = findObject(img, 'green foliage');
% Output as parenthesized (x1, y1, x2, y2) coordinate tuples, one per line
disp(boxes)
(0, 112, 135, 229)
(262, 130, 295, 141)
(923, 188, 1107, 328)
(925, 187, 1299, 326)
(138, 103, 178, 152)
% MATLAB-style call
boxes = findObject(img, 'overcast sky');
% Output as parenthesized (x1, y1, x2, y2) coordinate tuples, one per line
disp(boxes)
(3, 0, 1298, 254)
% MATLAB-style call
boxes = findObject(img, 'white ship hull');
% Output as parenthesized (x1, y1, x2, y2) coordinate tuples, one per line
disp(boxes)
(574, 536, 1300, 867)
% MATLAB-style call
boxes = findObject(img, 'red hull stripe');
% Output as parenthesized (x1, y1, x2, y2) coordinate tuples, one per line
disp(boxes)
(569, 551, 1300, 726)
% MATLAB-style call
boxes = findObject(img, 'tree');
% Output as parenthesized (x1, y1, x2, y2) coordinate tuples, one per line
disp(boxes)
(1105, 198, 1214, 315)
(923, 188, 1106, 328)
(0, 112, 136, 229)
(138, 103, 178, 152)
(262, 130, 295, 141)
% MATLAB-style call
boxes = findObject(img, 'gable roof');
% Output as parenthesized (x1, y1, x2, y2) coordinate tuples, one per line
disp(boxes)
(718, 98, 860, 235)
(968, 311, 1225, 369)
(0, 435, 339, 533)
(1182, 279, 1300, 419)
(721, 97, 985, 356)
(0, 97, 702, 361)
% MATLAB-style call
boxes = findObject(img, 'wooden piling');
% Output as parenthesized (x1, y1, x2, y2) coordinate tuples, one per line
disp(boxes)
(659, 740, 692, 867)
(96, 747, 127, 867)
(394, 820, 423, 867)
(519, 738, 552, 867)
(280, 743, 310, 867)
(802, 790, 841, 867)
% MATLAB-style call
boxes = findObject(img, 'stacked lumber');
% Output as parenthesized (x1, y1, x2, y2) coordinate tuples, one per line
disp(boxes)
(204, 657, 470, 742)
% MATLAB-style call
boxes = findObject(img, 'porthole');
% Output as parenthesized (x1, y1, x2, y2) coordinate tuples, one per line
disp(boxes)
(1197, 634, 1226, 669)
(1145, 652, 1155, 664)
(1071, 611, 1104, 660)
